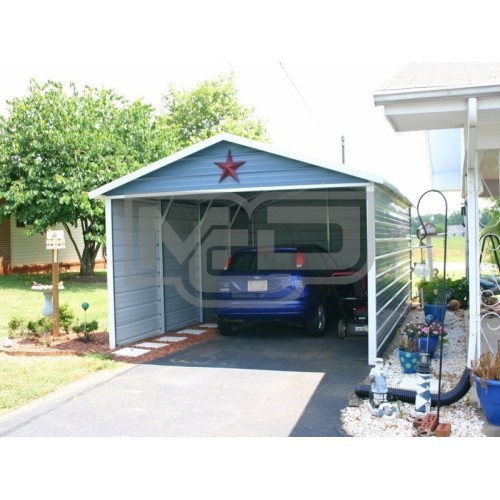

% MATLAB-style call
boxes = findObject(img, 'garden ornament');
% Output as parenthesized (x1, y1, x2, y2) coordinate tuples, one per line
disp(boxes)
(369, 357, 389, 406)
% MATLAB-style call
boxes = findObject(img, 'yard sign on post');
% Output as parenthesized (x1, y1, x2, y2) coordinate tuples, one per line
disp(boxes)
(46, 230, 65, 337)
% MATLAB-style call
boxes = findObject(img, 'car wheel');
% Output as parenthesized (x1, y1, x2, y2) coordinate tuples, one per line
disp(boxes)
(306, 303, 326, 337)
(218, 320, 240, 336)
(337, 317, 347, 339)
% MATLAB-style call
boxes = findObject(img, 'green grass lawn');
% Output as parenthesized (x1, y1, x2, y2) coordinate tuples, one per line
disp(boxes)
(0, 272, 108, 337)
(412, 235, 466, 280)
(0, 352, 124, 414)
(0, 271, 122, 415)
(412, 235, 466, 263)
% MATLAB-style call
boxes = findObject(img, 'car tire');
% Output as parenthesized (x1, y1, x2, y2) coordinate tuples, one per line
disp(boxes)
(306, 303, 326, 337)
(218, 321, 240, 336)
(337, 317, 347, 339)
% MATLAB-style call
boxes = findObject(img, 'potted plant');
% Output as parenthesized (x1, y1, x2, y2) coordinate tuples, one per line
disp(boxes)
(398, 321, 422, 374)
(471, 351, 500, 426)
(418, 320, 447, 359)
(417, 269, 449, 323)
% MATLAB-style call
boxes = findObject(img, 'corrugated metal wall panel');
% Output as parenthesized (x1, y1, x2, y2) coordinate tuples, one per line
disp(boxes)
(200, 204, 230, 321)
(245, 190, 366, 271)
(374, 186, 412, 354)
(105, 142, 369, 197)
(112, 199, 163, 345)
(162, 201, 200, 331)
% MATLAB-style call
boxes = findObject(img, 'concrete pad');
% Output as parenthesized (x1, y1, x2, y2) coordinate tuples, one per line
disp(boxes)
(113, 347, 150, 358)
(177, 328, 206, 335)
(200, 323, 217, 328)
(135, 342, 168, 349)
(157, 336, 187, 342)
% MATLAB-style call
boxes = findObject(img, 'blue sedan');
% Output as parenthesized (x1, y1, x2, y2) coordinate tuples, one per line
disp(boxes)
(215, 244, 336, 337)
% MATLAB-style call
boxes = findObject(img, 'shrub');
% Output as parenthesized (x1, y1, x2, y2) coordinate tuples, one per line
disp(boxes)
(58, 303, 75, 334)
(447, 276, 469, 308)
(26, 317, 53, 345)
(7, 316, 26, 339)
(417, 271, 469, 308)
(73, 320, 99, 343)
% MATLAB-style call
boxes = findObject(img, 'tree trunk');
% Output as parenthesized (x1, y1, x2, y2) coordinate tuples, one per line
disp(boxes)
(79, 240, 101, 276)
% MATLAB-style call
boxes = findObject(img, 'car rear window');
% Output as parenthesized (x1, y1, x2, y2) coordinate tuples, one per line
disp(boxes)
(227, 250, 297, 273)
(226, 248, 331, 273)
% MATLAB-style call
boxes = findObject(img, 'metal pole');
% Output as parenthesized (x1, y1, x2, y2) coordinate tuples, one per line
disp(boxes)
(416, 189, 448, 426)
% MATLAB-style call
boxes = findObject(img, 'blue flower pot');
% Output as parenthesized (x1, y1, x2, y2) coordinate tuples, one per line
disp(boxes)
(423, 304, 447, 324)
(475, 377, 500, 426)
(399, 348, 418, 374)
(418, 335, 440, 358)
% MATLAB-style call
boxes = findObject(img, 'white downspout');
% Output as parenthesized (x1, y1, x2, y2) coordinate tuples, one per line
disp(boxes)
(466, 97, 481, 366)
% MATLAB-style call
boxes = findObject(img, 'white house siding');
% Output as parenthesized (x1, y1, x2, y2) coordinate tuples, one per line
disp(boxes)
(10, 215, 101, 268)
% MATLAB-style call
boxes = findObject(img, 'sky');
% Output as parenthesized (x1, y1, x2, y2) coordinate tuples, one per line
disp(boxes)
(1, 59, 461, 213)
(4, 1, 500, 219)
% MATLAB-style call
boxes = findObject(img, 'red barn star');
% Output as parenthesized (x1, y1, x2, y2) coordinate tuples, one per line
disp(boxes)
(215, 150, 245, 183)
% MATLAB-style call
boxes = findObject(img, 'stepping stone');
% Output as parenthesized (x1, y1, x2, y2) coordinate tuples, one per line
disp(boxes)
(113, 347, 150, 357)
(177, 328, 206, 335)
(135, 342, 168, 349)
(200, 323, 217, 328)
(157, 336, 187, 342)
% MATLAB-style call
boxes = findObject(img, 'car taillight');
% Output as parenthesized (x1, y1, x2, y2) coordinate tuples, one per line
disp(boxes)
(224, 255, 234, 271)
(296, 252, 306, 268)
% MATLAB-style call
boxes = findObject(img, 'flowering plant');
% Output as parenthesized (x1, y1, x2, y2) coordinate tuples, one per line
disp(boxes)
(420, 321, 447, 337)
(398, 320, 447, 352)
(398, 321, 423, 352)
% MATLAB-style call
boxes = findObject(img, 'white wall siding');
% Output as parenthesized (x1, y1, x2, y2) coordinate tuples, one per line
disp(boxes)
(10, 216, 93, 267)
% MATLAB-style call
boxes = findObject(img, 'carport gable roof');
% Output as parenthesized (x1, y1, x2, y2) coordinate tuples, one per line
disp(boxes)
(89, 133, 408, 201)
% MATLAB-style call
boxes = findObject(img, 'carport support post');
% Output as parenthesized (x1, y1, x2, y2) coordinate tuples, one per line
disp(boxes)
(52, 248, 60, 337)
(466, 97, 481, 365)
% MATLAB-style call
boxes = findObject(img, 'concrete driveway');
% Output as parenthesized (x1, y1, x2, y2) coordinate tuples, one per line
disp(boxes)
(0, 322, 370, 437)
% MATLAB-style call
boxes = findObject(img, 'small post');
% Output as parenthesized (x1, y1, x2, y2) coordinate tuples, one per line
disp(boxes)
(81, 302, 90, 343)
(52, 248, 60, 337)
(46, 229, 65, 338)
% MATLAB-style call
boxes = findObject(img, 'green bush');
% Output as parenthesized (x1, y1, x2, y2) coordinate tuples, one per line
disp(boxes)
(7, 316, 26, 339)
(417, 270, 448, 304)
(447, 276, 469, 308)
(73, 320, 99, 343)
(58, 303, 75, 334)
(417, 271, 469, 308)
(26, 317, 53, 345)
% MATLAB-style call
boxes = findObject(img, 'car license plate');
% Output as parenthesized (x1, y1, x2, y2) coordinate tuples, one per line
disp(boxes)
(248, 280, 267, 292)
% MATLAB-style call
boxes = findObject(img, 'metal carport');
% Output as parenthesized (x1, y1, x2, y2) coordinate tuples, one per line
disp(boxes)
(90, 133, 412, 364)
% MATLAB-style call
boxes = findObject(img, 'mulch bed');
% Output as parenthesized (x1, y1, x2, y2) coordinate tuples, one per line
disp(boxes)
(1, 328, 218, 364)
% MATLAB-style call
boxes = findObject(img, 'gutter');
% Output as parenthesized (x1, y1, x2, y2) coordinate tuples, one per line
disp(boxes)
(374, 84, 500, 106)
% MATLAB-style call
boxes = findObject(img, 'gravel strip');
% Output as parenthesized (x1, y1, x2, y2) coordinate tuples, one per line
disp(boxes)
(341, 308, 487, 437)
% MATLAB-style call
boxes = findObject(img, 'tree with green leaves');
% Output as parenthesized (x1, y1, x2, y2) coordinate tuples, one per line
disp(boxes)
(0, 79, 172, 275)
(0, 74, 267, 276)
(161, 72, 267, 148)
